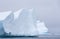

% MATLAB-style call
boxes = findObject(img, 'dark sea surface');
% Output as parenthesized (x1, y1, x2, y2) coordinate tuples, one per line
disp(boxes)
(0, 35, 60, 39)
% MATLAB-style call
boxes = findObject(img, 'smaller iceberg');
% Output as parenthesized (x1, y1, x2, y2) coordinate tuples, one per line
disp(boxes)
(36, 20, 48, 35)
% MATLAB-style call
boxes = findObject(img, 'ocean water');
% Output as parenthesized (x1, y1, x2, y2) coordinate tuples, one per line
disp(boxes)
(0, 37, 60, 39)
(0, 36, 60, 39)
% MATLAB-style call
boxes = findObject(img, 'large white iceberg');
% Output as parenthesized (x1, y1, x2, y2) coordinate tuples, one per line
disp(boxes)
(0, 9, 48, 36)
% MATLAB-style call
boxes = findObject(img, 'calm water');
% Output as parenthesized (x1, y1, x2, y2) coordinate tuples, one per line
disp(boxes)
(0, 37, 60, 39)
(0, 36, 60, 39)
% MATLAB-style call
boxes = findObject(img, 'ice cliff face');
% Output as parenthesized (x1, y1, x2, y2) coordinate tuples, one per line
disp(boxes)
(0, 11, 12, 35)
(0, 9, 48, 36)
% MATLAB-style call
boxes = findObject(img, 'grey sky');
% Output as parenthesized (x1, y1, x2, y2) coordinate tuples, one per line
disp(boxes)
(0, 0, 60, 35)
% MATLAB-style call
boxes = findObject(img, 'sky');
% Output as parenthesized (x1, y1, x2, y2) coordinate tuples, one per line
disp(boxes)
(0, 0, 60, 35)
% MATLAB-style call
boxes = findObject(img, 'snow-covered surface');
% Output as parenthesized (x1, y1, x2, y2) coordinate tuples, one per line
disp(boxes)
(0, 11, 12, 21)
(14, 9, 23, 20)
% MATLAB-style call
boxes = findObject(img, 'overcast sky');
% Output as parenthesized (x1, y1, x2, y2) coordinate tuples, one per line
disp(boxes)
(0, 0, 60, 35)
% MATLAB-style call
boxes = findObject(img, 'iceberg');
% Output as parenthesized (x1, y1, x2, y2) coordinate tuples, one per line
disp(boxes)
(0, 9, 48, 36)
